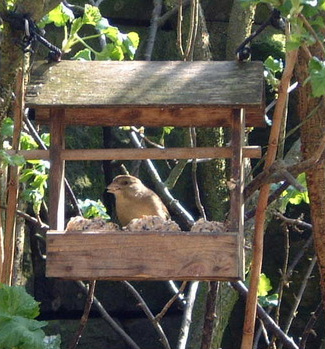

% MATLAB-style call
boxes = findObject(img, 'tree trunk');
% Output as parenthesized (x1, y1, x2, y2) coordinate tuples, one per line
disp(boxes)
(295, 45, 325, 310)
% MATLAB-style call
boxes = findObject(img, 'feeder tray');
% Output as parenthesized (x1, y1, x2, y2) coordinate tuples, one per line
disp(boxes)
(23, 60, 265, 281)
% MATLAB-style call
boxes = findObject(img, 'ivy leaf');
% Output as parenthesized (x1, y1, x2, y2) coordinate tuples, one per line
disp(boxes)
(39, 2, 74, 28)
(102, 26, 120, 43)
(258, 273, 272, 297)
(306, 57, 325, 97)
(0, 284, 40, 319)
(83, 4, 102, 26)
(0, 150, 25, 166)
(1, 117, 14, 137)
(0, 316, 47, 349)
(122, 32, 140, 59)
(95, 43, 124, 61)
(264, 56, 283, 73)
(77, 199, 110, 219)
(258, 294, 279, 307)
(72, 48, 93, 61)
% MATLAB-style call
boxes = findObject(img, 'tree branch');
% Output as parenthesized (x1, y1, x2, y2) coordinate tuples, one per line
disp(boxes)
(240, 25, 298, 349)
(69, 281, 96, 349)
(233, 281, 299, 349)
(76, 281, 141, 349)
(123, 281, 171, 349)
(144, 0, 163, 61)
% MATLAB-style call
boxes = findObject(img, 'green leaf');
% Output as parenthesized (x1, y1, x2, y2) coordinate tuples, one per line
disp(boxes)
(1, 117, 14, 137)
(0, 284, 40, 319)
(70, 17, 83, 37)
(102, 26, 120, 43)
(40, 133, 50, 147)
(264, 56, 283, 73)
(95, 43, 124, 61)
(39, 2, 74, 28)
(307, 57, 325, 97)
(258, 293, 279, 307)
(0, 316, 47, 349)
(83, 4, 102, 26)
(122, 32, 140, 59)
(258, 273, 272, 297)
(72, 48, 93, 61)
(77, 199, 110, 219)
(20, 133, 39, 150)
(0, 150, 26, 166)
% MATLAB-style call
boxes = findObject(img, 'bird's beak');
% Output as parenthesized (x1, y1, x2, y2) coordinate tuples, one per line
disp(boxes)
(107, 183, 119, 193)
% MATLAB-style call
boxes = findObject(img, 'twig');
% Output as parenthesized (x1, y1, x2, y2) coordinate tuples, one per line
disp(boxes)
(200, 281, 219, 349)
(298, 13, 325, 56)
(245, 182, 290, 221)
(168, 280, 187, 305)
(164, 159, 188, 189)
(244, 102, 323, 201)
(69, 280, 96, 349)
(129, 131, 194, 227)
(155, 281, 187, 322)
(177, 0, 185, 57)
(75, 281, 141, 349)
(144, 0, 163, 61)
(177, 281, 199, 349)
(2, 67, 24, 285)
(123, 281, 171, 349)
(190, 127, 206, 220)
(158, 0, 191, 27)
(232, 281, 299, 349)
(240, 23, 298, 349)
(130, 127, 164, 149)
(24, 112, 82, 216)
(299, 301, 323, 349)
(282, 256, 317, 337)
(269, 223, 290, 348)
(184, 0, 199, 60)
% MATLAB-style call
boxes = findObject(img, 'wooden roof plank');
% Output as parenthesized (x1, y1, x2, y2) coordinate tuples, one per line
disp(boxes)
(26, 60, 265, 123)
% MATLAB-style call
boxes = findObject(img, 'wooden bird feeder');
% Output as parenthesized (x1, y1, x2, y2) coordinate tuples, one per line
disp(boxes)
(24, 60, 265, 281)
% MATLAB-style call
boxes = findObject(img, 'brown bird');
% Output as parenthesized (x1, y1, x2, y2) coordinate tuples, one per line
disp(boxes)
(107, 175, 170, 226)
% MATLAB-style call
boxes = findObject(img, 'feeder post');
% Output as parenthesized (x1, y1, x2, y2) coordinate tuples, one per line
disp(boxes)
(49, 109, 66, 230)
(229, 108, 245, 278)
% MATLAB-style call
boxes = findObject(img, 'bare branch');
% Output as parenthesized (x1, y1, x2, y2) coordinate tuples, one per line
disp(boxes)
(155, 281, 187, 322)
(298, 13, 325, 56)
(69, 281, 96, 349)
(299, 302, 323, 349)
(123, 281, 171, 349)
(190, 127, 206, 219)
(241, 25, 298, 349)
(76, 281, 141, 349)
(177, 281, 199, 349)
(282, 256, 317, 337)
(232, 281, 299, 349)
(144, 0, 163, 61)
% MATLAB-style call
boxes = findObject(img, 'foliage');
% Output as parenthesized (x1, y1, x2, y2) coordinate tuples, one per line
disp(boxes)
(77, 198, 110, 219)
(258, 273, 279, 307)
(279, 173, 310, 212)
(264, 55, 284, 92)
(39, 3, 139, 60)
(0, 283, 60, 349)
(241, 0, 325, 98)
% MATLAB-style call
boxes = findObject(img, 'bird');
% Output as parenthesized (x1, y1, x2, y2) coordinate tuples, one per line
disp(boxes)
(107, 175, 170, 226)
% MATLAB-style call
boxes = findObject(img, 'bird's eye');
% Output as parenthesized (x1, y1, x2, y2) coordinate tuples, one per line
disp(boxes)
(122, 180, 129, 185)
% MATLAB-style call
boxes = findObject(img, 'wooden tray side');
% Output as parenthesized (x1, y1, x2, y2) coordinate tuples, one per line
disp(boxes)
(46, 231, 243, 281)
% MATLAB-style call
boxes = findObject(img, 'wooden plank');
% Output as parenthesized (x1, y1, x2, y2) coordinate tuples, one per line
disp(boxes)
(49, 109, 65, 230)
(26, 61, 264, 107)
(7, 146, 262, 160)
(229, 109, 245, 279)
(32, 106, 265, 127)
(46, 231, 242, 281)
